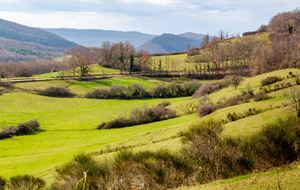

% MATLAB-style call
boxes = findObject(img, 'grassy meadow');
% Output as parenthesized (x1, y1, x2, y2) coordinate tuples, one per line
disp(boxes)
(1, 66, 300, 188)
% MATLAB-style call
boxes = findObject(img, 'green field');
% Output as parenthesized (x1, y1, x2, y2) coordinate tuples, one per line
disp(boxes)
(1, 68, 300, 188)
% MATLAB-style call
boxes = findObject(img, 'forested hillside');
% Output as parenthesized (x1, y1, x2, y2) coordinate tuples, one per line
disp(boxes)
(138, 33, 203, 53)
(0, 18, 77, 61)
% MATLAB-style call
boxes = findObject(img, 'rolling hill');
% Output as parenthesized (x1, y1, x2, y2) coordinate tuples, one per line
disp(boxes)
(138, 33, 203, 53)
(0, 18, 78, 61)
(42, 28, 158, 48)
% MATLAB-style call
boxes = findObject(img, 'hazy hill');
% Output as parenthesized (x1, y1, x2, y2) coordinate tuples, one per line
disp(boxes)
(179, 32, 206, 40)
(0, 18, 78, 61)
(42, 28, 158, 48)
(0, 19, 77, 49)
(138, 33, 203, 53)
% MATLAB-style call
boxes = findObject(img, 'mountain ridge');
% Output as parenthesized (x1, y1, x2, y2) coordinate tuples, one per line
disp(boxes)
(42, 28, 158, 48)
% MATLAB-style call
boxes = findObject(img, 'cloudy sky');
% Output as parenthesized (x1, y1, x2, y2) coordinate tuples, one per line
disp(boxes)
(0, 0, 299, 35)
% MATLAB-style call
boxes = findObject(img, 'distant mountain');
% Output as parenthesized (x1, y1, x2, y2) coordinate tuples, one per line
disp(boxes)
(138, 33, 203, 53)
(0, 18, 78, 61)
(42, 28, 158, 48)
(179, 32, 206, 40)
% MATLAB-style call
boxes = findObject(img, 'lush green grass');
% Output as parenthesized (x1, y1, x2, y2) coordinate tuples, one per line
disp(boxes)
(13, 76, 163, 95)
(35, 64, 120, 78)
(1, 68, 299, 187)
(0, 92, 191, 181)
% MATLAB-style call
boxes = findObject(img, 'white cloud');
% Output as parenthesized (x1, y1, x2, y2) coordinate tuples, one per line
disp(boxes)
(0, 11, 133, 31)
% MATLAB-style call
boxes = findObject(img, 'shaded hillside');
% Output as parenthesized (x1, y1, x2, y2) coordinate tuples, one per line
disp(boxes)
(138, 33, 202, 53)
(43, 28, 158, 48)
(0, 19, 77, 49)
(0, 18, 78, 61)
(0, 37, 66, 61)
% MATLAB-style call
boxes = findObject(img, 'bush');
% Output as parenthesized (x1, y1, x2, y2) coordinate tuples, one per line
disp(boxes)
(96, 102, 177, 129)
(0, 176, 6, 190)
(192, 82, 216, 99)
(86, 81, 202, 99)
(254, 91, 271, 101)
(53, 150, 194, 190)
(295, 77, 300, 85)
(181, 119, 250, 183)
(38, 86, 74, 97)
(53, 153, 111, 190)
(9, 175, 45, 190)
(0, 120, 40, 139)
(197, 102, 216, 117)
(245, 115, 300, 167)
(261, 76, 282, 86)
(84, 88, 109, 99)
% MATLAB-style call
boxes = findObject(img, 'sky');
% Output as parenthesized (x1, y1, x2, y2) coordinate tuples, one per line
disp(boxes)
(0, 0, 299, 36)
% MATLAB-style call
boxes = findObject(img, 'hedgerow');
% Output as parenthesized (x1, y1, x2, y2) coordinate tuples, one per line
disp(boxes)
(0, 120, 40, 139)
(96, 102, 177, 129)
(85, 80, 202, 99)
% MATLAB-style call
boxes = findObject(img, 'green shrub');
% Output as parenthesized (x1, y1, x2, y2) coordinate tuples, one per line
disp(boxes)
(9, 175, 45, 190)
(246, 115, 300, 167)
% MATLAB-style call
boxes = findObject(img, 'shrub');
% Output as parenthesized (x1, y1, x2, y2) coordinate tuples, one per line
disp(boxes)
(197, 102, 216, 117)
(38, 86, 74, 97)
(127, 83, 149, 98)
(9, 175, 45, 190)
(53, 150, 194, 190)
(245, 115, 300, 167)
(0, 120, 40, 139)
(254, 91, 271, 101)
(108, 84, 127, 98)
(53, 153, 111, 190)
(113, 149, 194, 189)
(181, 119, 250, 183)
(84, 88, 109, 99)
(192, 82, 216, 99)
(96, 102, 177, 129)
(0, 176, 6, 190)
(295, 77, 300, 85)
(261, 76, 282, 86)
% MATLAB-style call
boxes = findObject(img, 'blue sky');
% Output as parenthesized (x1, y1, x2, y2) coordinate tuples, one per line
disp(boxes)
(0, 0, 299, 35)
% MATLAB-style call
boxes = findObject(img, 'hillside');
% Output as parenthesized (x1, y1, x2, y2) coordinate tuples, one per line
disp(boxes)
(138, 33, 202, 53)
(0, 18, 78, 61)
(43, 28, 158, 48)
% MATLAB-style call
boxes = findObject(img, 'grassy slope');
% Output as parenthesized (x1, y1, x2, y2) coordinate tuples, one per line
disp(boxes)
(1, 68, 299, 186)
(0, 91, 193, 181)
(14, 76, 163, 95)
(35, 64, 120, 78)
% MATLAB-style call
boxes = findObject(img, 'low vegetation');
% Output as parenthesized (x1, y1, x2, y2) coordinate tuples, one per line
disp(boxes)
(0, 175, 45, 190)
(260, 75, 282, 86)
(0, 120, 40, 139)
(85, 80, 202, 99)
(37, 86, 74, 97)
(96, 102, 177, 129)
(28, 115, 298, 189)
